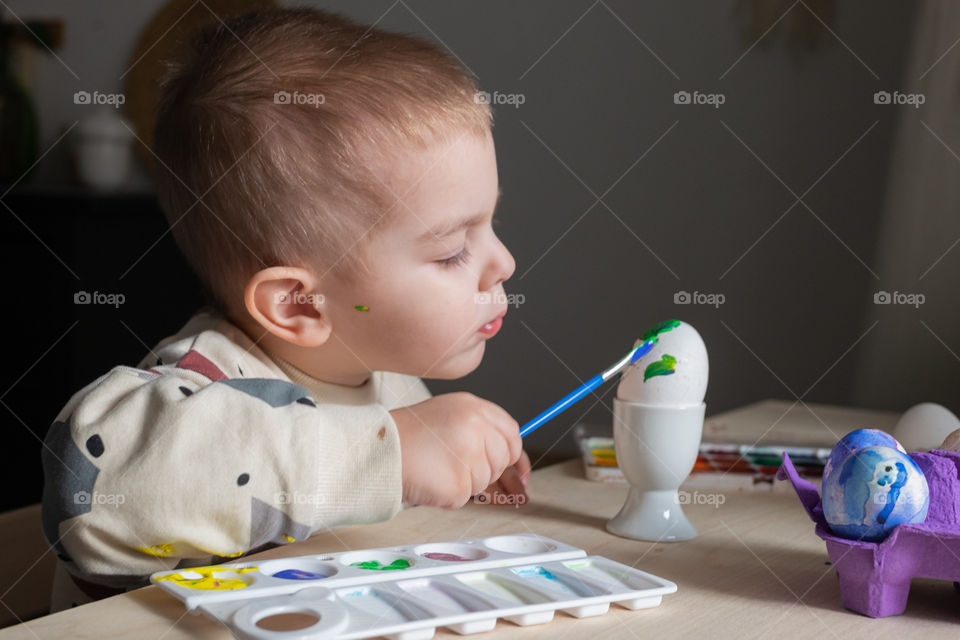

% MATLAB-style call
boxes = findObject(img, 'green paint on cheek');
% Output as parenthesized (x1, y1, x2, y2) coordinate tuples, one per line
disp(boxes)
(354, 305, 370, 312)
(644, 354, 677, 381)
(350, 558, 410, 571)
(640, 319, 681, 343)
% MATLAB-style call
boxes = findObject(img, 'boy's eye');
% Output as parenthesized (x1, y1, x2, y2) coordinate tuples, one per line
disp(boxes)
(437, 246, 471, 268)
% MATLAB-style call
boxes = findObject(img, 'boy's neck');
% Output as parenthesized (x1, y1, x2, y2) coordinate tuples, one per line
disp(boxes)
(233, 315, 372, 387)
(270, 355, 372, 391)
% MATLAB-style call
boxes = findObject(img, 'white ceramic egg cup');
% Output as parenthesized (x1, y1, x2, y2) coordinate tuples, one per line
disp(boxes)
(607, 400, 706, 542)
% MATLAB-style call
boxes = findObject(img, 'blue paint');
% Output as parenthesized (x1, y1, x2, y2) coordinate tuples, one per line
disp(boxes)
(875, 462, 907, 524)
(511, 566, 573, 593)
(272, 569, 328, 580)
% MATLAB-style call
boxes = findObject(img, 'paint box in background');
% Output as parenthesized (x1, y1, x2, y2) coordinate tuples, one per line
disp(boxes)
(574, 423, 827, 489)
(150, 533, 677, 639)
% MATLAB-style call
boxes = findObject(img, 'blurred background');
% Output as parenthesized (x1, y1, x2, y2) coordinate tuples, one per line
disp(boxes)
(2, 0, 958, 516)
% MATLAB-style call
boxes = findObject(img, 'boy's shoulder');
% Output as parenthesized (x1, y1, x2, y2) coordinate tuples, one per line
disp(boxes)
(140, 309, 284, 381)
(141, 309, 431, 408)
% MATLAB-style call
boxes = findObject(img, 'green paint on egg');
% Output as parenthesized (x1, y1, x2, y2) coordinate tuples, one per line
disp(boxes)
(640, 319, 681, 343)
(644, 354, 677, 381)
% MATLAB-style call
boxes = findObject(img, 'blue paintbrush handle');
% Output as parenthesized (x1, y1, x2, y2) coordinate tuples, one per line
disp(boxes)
(519, 374, 604, 437)
(518, 339, 656, 439)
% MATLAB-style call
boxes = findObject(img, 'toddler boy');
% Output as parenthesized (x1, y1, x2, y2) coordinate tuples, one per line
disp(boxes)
(41, 7, 527, 611)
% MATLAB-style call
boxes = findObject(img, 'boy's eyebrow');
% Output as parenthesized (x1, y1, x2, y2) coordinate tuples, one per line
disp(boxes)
(418, 190, 502, 242)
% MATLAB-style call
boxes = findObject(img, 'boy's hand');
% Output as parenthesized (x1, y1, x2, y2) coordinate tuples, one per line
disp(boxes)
(478, 450, 531, 506)
(390, 392, 522, 509)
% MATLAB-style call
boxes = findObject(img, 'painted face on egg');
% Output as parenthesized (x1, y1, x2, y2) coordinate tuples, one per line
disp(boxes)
(319, 129, 516, 380)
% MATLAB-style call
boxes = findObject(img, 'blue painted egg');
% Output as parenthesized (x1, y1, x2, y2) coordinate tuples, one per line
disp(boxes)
(823, 428, 905, 479)
(821, 445, 929, 542)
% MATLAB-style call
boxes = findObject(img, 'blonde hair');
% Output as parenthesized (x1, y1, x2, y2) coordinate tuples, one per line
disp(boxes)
(154, 7, 492, 314)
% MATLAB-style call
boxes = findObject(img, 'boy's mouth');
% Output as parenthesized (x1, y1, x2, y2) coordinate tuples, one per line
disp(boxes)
(478, 309, 507, 337)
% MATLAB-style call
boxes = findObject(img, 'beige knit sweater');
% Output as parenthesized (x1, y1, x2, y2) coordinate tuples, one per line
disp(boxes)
(41, 310, 431, 611)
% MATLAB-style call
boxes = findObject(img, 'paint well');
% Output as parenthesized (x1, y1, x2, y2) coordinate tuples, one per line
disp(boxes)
(259, 559, 338, 581)
(397, 579, 494, 614)
(563, 559, 660, 592)
(483, 535, 555, 554)
(156, 566, 256, 590)
(350, 558, 411, 571)
(415, 542, 488, 562)
(272, 569, 329, 580)
(338, 587, 415, 624)
(454, 573, 553, 605)
(338, 586, 433, 623)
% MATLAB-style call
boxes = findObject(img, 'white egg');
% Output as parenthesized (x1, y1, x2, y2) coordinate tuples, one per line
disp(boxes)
(891, 402, 960, 452)
(941, 428, 960, 452)
(616, 320, 708, 407)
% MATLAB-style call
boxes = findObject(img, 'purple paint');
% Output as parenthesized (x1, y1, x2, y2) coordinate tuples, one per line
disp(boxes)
(423, 552, 472, 562)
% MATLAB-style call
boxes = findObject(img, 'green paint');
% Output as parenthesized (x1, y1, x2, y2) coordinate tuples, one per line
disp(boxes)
(640, 319, 681, 343)
(354, 305, 370, 312)
(350, 558, 410, 571)
(644, 354, 677, 381)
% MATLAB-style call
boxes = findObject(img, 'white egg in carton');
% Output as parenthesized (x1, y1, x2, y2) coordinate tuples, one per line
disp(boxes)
(150, 533, 677, 639)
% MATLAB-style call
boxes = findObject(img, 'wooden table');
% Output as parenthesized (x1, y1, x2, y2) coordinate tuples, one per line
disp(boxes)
(3, 401, 958, 638)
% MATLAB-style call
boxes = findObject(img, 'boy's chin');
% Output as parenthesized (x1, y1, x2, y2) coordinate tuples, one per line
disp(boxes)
(419, 341, 486, 380)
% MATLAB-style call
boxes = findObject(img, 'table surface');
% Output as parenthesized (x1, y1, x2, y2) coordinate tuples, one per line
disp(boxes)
(4, 400, 958, 639)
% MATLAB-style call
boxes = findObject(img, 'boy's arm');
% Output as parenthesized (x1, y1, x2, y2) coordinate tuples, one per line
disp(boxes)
(41, 365, 401, 586)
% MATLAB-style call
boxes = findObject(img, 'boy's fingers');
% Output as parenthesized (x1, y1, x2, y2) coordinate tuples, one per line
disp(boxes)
(497, 464, 526, 496)
(481, 401, 521, 458)
(515, 451, 532, 486)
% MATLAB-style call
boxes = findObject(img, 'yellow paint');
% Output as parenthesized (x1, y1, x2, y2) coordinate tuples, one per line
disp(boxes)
(156, 566, 258, 590)
(136, 543, 246, 559)
(136, 543, 176, 557)
(282, 533, 296, 543)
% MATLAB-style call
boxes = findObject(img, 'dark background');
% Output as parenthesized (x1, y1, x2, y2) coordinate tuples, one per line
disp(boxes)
(5, 1, 957, 514)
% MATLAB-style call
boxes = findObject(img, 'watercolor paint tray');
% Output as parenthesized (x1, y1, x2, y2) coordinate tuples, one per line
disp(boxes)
(150, 533, 677, 639)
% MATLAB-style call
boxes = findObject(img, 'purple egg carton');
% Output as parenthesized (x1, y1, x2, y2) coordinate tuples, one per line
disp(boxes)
(777, 450, 960, 618)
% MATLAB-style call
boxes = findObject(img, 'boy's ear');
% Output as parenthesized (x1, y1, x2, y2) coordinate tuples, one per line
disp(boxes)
(243, 267, 330, 347)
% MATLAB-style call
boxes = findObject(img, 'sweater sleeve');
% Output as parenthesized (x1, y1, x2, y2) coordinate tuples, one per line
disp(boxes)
(41, 364, 401, 587)
(377, 372, 433, 410)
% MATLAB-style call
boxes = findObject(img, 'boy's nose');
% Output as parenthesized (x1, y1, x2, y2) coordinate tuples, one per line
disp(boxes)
(483, 237, 515, 290)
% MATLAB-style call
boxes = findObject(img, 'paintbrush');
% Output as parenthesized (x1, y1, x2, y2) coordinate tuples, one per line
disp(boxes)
(519, 339, 656, 438)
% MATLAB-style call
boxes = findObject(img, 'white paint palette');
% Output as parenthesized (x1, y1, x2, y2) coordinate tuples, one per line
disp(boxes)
(150, 534, 676, 639)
